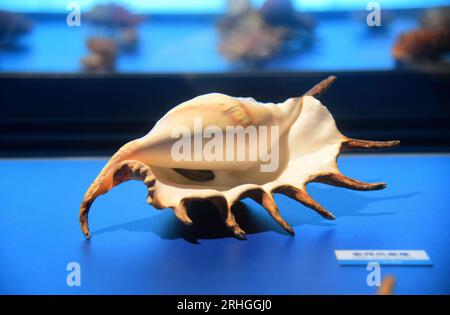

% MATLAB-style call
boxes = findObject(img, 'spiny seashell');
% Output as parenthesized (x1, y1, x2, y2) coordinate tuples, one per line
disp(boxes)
(79, 76, 399, 240)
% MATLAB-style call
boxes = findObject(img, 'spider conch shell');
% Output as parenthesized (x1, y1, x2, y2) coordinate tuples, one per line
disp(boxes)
(79, 76, 399, 239)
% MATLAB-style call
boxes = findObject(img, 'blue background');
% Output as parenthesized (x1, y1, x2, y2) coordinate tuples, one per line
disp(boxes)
(0, 16, 418, 73)
(1, 0, 448, 73)
(0, 154, 449, 294)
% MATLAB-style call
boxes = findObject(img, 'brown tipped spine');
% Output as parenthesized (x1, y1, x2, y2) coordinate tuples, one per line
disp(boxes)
(342, 139, 400, 150)
(312, 173, 386, 191)
(305, 75, 337, 99)
(78, 140, 143, 239)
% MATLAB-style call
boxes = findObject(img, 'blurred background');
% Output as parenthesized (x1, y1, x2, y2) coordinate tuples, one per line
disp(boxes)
(1, 0, 450, 72)
(0, 0, 449, 155)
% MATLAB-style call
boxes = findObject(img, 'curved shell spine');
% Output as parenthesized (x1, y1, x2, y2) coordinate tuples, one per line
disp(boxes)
(79, 76, 399, 240)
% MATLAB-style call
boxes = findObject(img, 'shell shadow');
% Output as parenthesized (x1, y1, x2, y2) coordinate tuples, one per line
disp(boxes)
(92, 184, 420, 244)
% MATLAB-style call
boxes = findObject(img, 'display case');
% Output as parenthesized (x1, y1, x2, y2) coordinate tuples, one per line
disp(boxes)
(0, 0, 449, 297)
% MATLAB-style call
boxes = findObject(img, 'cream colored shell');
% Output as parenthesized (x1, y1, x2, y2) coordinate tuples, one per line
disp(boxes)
(147, 94, 343, 208)
(79, 77, 399, 240)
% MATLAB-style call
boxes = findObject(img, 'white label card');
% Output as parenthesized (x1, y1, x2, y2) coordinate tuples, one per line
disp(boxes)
(335, 250, 432, 266)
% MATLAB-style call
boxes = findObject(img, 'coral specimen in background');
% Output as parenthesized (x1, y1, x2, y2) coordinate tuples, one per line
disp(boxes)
(217, 0, 315, 64)
(393, 7, 450, 67)
(218, 11, 288, 62)
(0, 10, 32, 49)
(392, 29, 450, 62)
(81, 3, 143, 72)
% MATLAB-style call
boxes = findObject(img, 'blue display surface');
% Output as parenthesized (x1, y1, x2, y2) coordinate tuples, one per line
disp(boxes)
(0, 154, 449, 294)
